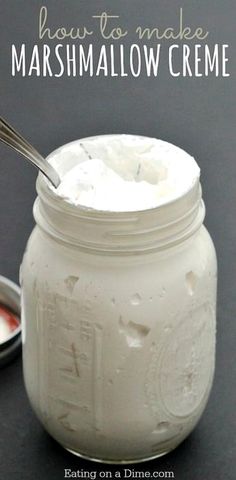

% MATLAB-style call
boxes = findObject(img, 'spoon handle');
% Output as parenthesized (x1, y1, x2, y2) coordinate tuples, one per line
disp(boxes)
(0, 117, 60, 188)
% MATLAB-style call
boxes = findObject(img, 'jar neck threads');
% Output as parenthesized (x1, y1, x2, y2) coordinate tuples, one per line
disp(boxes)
(34, 175, 205, 254)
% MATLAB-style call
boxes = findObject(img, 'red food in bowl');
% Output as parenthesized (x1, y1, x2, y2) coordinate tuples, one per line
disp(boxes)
(0, 305, 20, 335)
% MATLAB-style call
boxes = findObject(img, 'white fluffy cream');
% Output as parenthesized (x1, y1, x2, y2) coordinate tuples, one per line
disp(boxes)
(49, 135, 200, 212)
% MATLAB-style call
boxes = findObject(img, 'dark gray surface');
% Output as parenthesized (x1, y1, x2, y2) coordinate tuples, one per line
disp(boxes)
(0, 1, 236, 479)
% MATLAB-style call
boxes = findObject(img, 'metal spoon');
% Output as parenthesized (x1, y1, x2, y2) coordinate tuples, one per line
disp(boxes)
(0, 116, 60, 188)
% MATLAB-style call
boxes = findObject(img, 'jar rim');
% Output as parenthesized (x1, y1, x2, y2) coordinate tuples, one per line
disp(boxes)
(38, 134, 200, 218)
(34, 135, 204, 254)
(37, 172, 199, 219)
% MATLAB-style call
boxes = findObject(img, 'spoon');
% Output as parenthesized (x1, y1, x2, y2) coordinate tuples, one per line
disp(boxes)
(0, 116, 60, 188)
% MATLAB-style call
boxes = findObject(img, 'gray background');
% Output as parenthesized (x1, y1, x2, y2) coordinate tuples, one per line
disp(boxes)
(0, 0, 236, 479)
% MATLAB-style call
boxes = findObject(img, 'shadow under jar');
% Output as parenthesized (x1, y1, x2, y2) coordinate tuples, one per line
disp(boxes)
(21, 136, 217, 464)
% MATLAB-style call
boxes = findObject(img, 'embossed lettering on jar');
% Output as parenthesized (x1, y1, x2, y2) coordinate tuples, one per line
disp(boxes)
(21, 135, 217, 464)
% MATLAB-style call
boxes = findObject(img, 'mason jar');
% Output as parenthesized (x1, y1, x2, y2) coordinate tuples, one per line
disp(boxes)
(21, 135, 217, 464)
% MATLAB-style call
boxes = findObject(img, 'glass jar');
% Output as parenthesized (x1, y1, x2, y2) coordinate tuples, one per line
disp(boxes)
(21, 136, 217, 464)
